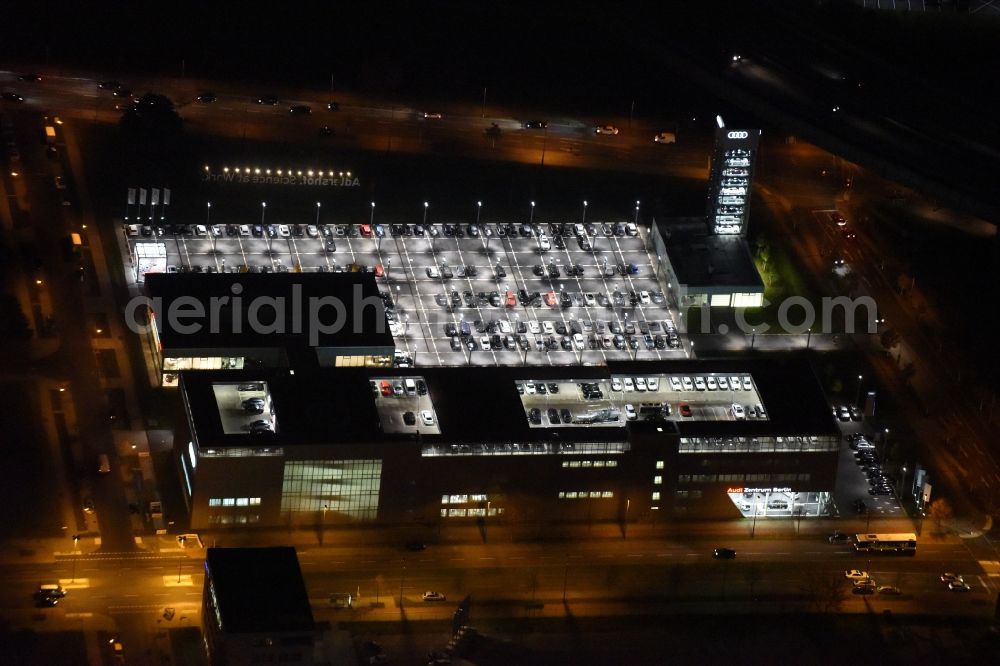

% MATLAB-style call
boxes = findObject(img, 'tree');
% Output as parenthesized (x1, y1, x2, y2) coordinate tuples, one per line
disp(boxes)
(801, 569, 847, 613)
(119, 93, 183, 154)
(928, 498, 954, 532)
(880, 328, 900, 349)
(0, 293, 32, 340)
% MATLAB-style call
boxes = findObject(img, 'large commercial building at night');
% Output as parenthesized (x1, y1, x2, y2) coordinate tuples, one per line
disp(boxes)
(176, 358, 839, 530)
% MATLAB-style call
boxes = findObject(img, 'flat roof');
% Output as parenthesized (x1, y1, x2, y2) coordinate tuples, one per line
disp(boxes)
(182, 358, 835, 449)
(205, 547, 314, 633)
(145, 272, 394, 353)
(658, 221, 763, 293)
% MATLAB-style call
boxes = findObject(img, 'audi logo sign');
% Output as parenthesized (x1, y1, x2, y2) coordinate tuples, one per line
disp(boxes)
(727, 131, 749, 139)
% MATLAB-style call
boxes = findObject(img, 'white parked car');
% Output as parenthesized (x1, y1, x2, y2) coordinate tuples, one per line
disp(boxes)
(420, 410, 435, 426)
(717, 377, 729, 391)
(573, 334, 585, 350)
(421, 591, 447, 601)
(682, 376, 694, 391)
(844, 570, 870, 580)
(239, 224, 251, 237)
(706, 377, 717, 391)
(694, 377, 706, 391)
(611, 377, 623, 392)
(647, 377, 659, 391)
(194, 224, 208, 236)
(731, 404, 745, 420)
(634, 377, 647, 391)
(625, 404, 637, 420)
(278, 224, 291, 237)
(742, 377, 753, 391)
(594, 125, 620, 135)
(426, 266, 440, 278)
(623, 377, 635, 392)
(306, 225, 319, 237)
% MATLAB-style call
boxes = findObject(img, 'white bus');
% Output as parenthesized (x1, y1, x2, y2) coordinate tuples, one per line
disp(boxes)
(853, 533, 917, 555)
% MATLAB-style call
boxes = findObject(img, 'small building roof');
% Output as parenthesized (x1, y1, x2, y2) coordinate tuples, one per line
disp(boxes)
(205, 547, 314, 634)
(658, 220, 763, 294)
(145, 272, 394, 355)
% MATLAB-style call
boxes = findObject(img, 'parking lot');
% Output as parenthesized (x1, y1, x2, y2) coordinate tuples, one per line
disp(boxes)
(124, 221, 686, 367)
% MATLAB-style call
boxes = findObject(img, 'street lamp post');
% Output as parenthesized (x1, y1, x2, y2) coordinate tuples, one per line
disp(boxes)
(582, 200, 588, 224)
(423, 201, 429, 226)
(315, 201, 321, 226)
(529, 201, 535, 226)
(399, 560, 406, 608)
(806, 327, 812, 349)
(854, 374, 863, 406)
(176, 536, 187, 583)
(71, 534, 80, 583)
(476, 201, 482, 225)
(369, 201, 375, 227)
(634, 200, 640, 225)
(260, 201, 266, 225)
(207, 202, 216, 253)
(750, 328, 756, 350)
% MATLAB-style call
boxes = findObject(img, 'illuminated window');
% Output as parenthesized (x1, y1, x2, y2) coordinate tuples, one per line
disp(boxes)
(589, 491, 601, 498)
(222, 498, 235, 507)
(209, 498, 222, 507)
(607, 460, 617, 467)
(654, 476, 662, 485)
(566, 492, 578, 499)
(449, 495, 468, 504)
(582, 461, 593, 468)
(249, 497, 261, 505)
(558, 492, 566, 498)
(441, 509, 448, 517)
(470, 494, 488, 502)
(441, 495, 450, 504)
(281, 459, 382, 521)
(448, 508, 467, 517)
(655, 460, 664, 469)
(652, 492, 661, 501)
(601, 491, 614, 498)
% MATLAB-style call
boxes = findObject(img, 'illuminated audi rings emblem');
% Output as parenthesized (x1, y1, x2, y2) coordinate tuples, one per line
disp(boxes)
(727, 131, 749, 139)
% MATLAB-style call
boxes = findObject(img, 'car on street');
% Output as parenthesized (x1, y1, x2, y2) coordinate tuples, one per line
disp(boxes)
(949, 580, 971, 591)
(844, 570, 870, 580)
(713, 548, 736, 559)
(523, 120, 548, 129)
(940, 573, 962, 583)
(2, 92, 25, 103)
(828, 532, 849, 543)
(422, 591, 447, 601)
(852, 582, 876, 594)
(196, 92, 217, 103)
(422, 111, 443, 119)
(653, 132, 676, 144)
(18, 73, 42, 82)
(594, 125, 619, 135)
(289, 105, 311, 114)
(877, 586, 901, 595)
(254, 95, 279, 105)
